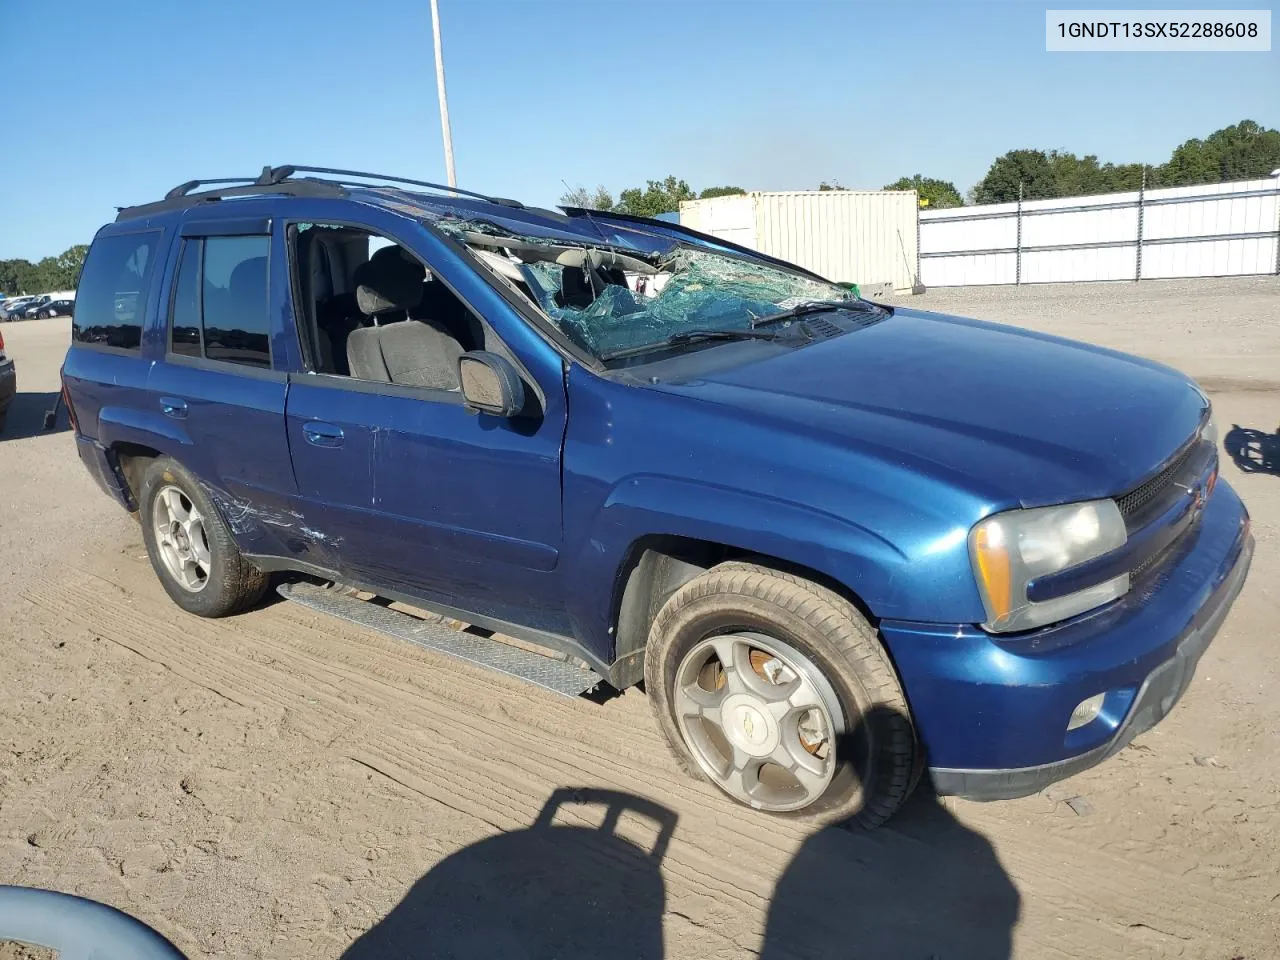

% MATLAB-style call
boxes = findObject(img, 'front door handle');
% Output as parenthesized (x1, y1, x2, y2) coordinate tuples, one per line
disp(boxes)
(160, 397, 188, 419)
(303, 421, 345, 448)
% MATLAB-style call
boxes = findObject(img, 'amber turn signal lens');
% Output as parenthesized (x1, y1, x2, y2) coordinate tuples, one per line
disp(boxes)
(972, 524, 1013, 623)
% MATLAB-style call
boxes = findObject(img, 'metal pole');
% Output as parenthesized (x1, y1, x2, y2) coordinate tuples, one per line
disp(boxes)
(915, 198, 923, 293)
(1015, 182, 1023, 285)
(429, 0, 457, 189)
(1274, 176, 1280, 276)
(1135, 167, 1146, 282)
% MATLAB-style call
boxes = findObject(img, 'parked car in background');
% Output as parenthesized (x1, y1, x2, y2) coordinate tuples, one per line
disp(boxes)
(0, 328, 14, 432)
(11, 296, 51, 321)
(63, 166, 1252, 826)
(36, 298, 75, 319)
(0, 296, 38, 321)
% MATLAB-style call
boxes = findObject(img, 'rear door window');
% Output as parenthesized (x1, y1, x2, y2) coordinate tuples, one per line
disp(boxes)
(166, 235, 271, 368)
(72, 231, 161, 349)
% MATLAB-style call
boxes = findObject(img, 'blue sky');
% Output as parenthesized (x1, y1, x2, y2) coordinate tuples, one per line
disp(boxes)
(3, 0, 1276, 260)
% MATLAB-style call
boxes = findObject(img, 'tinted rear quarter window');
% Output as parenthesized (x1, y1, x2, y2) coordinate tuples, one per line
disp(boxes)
(202, 236, 270, 367)
(169, 239, 203, 358)
(72, 231, 161, 348)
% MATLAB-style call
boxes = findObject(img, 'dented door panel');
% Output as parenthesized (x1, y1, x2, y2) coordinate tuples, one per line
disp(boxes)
(284, 377, 571, 635)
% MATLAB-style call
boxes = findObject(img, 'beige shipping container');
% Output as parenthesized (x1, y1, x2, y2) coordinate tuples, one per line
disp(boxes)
(678, 190, 919, 292)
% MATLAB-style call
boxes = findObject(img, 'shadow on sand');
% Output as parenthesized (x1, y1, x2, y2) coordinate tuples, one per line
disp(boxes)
(344, 712, 1018, 959)
(0, 391, 67, 442)
(1223, 423, 1280, 476)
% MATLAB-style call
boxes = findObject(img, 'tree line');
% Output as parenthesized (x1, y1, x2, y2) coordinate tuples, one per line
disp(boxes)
(560, 177, 749, 219)
(969, 119, 1280, 205)
(563, 118, 1280, 215)
(0, 244, 88, 296)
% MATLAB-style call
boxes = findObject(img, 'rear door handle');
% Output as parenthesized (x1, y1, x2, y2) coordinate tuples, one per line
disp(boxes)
(303, 421, 345, 448)
(160, 397, 188, 419)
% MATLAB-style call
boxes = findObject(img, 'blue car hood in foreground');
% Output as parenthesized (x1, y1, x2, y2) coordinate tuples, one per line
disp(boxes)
(654, 308, 1207, 509)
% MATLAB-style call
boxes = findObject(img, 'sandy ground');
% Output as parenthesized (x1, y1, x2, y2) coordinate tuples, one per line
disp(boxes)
(1, 276, 1278, 959)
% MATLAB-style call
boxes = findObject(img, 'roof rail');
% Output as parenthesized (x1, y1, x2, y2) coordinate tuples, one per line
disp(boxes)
(162, 165, 296, 200)
(272, 165, 525, 208)
(118, 164, 526, 223)
(116, 177, 348, 221)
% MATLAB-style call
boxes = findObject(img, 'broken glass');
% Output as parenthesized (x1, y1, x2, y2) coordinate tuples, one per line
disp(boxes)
(521, 248, 852, 357)
(428, 213, 856, 359)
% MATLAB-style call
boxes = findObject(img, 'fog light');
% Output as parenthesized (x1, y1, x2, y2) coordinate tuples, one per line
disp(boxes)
(1067, 693, 1106, 731)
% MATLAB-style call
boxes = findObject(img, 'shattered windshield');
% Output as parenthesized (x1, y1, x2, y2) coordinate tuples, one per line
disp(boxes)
(429, 214, 857, 361)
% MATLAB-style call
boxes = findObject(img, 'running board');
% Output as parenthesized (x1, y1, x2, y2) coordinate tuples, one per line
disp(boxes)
(277, 582, 603, 698)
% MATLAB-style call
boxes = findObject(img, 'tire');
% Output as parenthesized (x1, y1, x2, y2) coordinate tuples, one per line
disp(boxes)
(139, 456, 268, 617)
(645, 561, 919, 827)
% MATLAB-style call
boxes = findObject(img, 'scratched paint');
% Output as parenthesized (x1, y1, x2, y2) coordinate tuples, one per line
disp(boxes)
(201, 483, 343, 547)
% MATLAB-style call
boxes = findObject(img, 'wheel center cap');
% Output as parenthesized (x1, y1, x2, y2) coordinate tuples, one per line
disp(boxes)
(173, 525, 190, 554)
(721, 693, 779, 758)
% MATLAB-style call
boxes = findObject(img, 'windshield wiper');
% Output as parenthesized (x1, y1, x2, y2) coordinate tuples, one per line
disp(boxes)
(750, 299, 891, 328)
(600, 328, 788, 361)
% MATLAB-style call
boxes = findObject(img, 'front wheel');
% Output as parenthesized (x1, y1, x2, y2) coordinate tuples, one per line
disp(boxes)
(645, 562, 920, 827)
(139, 457, 268, 617)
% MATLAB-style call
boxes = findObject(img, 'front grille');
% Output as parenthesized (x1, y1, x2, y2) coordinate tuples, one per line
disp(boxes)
(1115, 440, 1198, 519)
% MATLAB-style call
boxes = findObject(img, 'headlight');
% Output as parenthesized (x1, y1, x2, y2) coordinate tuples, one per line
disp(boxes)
(969, 499, 1128, 633)
(1201, 411, 1218, 450)
(1193, 386, 1217, 449)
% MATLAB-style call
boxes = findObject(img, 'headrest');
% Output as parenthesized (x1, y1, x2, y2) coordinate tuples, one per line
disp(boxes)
(229, 256, 267, 296)
(559, 266, 594, 309)
(355, 245, 425, 316)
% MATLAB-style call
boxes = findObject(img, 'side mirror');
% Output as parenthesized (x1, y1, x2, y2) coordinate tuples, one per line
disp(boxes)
(459, 351, 526, 417)
(0, 885, 188, 959)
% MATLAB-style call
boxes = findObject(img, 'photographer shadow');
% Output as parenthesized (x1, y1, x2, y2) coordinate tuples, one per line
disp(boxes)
(761, 784, 1019, 959)
(1223, 423, 1280, 476)
(344, 713, 1018, 959)
(342, 788, 673, 959)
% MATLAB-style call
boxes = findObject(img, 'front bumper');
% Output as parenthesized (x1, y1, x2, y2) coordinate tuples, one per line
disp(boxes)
(880, 480, 1252, 800)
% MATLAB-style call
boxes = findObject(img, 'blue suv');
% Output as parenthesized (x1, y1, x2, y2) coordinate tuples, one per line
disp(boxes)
(63, 166, 1252, 825)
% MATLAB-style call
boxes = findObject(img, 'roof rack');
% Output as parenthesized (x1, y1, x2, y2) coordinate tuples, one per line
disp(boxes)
(117, 169, 348, 221)
(117, 165, 525, 223)
(270, 165, 524, 208)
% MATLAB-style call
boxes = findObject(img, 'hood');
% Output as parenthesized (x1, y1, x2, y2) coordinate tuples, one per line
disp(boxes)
(651, 307, 1207, 509)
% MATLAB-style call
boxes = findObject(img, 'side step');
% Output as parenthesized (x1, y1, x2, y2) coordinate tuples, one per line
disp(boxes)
(277, 582, 602, 698)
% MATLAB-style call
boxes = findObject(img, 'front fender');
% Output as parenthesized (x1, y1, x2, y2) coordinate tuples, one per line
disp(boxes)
(563, 474, 916, 658)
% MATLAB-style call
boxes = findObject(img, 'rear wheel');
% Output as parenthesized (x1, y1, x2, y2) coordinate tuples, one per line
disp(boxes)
(139, 457, 268, 617)
(645, 561, 920, 827)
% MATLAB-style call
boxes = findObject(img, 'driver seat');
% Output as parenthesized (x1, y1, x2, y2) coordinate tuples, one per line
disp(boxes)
(345, 246, 465, 390)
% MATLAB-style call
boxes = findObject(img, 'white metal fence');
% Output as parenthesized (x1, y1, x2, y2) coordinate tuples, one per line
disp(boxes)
(919, 177, 1280, 287)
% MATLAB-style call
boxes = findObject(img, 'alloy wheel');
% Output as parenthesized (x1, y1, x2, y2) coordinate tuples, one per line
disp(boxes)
(672, 632, 844, 812)
(152, 485, 212, 592)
